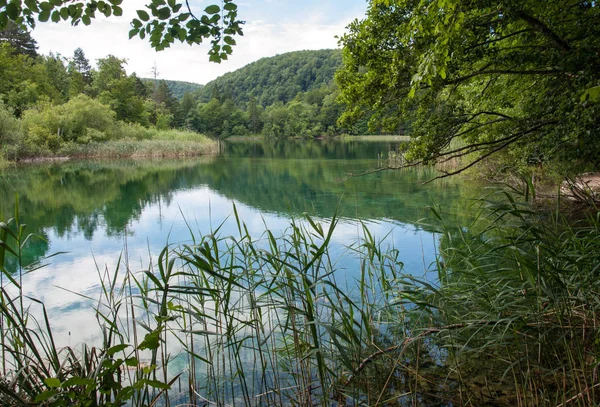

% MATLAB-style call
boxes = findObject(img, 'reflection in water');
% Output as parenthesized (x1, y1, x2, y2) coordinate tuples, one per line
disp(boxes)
(0, 140, 477, 351)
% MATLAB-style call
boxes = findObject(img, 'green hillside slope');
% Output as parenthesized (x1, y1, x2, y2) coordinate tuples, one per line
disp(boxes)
(142, 79, 203, 99)
(198, 49, 342, 106)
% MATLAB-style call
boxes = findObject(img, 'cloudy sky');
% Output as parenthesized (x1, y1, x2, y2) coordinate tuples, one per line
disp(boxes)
(31, 0, 368, 84)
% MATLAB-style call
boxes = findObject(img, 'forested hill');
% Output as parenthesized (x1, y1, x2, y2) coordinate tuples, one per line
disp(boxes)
(198, 49, 342, 106)
(141, 79, 203, 99)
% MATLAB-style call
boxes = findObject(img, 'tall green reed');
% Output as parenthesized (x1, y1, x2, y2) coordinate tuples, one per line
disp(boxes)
(2, 189, 597, 406)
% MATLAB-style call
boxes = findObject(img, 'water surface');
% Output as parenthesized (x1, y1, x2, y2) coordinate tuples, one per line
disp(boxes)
(0, 139, 476, 347)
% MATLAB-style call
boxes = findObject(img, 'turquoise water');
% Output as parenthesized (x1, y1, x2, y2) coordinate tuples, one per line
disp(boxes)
(0, 139, 475, 349)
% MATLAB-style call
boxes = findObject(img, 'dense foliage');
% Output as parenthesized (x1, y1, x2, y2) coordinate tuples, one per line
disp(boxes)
(198, 50, 342, 106)
(0, 25, 216, 160)
(179, 50, 356, 138)
(337, 0, 600, 175)
(141, 78, 203, 100)
(0, 30, 361, 155)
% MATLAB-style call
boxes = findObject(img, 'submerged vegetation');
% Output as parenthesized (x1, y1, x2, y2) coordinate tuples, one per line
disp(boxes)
(1, 189, 599, 406)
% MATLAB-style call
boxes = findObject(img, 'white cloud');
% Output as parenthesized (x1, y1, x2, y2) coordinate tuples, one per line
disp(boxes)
(30, 1, 365, 84)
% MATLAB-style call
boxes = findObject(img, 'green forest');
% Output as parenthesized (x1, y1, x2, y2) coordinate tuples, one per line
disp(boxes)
(1, 0, 600, 406)
(0, 23, 360, 163)
(0, 22, 219, 160)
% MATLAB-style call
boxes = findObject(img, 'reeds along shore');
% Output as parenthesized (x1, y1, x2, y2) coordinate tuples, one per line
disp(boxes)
(1, 191, 599, 406)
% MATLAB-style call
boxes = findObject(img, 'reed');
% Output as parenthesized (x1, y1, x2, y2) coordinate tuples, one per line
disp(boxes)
(1, 190, 599, 406)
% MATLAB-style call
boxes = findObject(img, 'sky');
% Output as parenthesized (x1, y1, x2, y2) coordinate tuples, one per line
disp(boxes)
(31, 0, 368, 84)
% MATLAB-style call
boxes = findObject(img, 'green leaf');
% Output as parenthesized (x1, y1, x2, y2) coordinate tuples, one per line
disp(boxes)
(59, 7, 68, 19)
(167, 0, 176, 8)
(138, 330, 160, 350)
(51, 10, 60, 22)
(131, 18, 142, 28)
(223, 2, 237, 11)
(81, 14, 90, 25)
(38, 10, 51, 22)
(44, 378, 61, 388)
(137, 9, 150, 21)
(5, 3, 19, 19)
(34, 390, 58, 403)
(107, 343, 129, 356)
(223, 35, 235, 45)
(129, 28, 139, 38)
(204, 5, 220, 14)
(49, 0, 62, 6)
(24, 0, 39, 12)
(112, 5, 122, 16)
(125, 357, 139, 367)
(581, 85, 600, 102)
(156, 6, 170, 19)
(39, 2, 53, 11)
(178, 12, 190, 21)
(144, 379, 171, 390)
(61, 377, 95, 387)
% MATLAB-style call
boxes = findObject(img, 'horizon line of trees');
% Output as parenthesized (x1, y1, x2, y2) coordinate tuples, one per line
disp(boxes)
(1, 25, 380, 158)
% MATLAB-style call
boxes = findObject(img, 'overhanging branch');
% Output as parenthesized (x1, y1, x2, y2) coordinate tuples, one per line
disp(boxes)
(514, 11, 571, 52)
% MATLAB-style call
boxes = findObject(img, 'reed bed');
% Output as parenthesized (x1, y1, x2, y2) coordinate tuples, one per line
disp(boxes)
(0, 190, 599, 406)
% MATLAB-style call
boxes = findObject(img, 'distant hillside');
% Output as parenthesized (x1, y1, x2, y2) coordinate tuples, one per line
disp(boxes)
(199, 49, 342, 106)
(142, 78, 203, 99)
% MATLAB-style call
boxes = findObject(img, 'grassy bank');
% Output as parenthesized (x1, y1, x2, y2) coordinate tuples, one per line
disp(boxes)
(0, 190, 598, 406)
(56, 137, 218, 160)
(3, 128, 217, 162)
(0, 97, 218, 162)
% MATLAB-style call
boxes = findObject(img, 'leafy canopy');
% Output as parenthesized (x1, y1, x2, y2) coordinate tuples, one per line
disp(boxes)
(336, 0, 600, 175)
(0, 0, 243, 62)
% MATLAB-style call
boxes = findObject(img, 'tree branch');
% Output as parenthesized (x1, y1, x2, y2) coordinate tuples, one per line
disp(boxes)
(446, 69, 563, 85)
(464, 29, 534, 52)
(425, 120, 558, 183)
(514, 11, 571, 52)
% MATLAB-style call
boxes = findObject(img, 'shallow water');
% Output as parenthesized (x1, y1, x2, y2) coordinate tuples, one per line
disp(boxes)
(0, 138, 476, 349)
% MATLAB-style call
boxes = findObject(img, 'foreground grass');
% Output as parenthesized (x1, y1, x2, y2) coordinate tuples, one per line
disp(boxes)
(0, 191, 599, 406)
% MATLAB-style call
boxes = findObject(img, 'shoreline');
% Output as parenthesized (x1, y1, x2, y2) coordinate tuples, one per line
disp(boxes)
(2, 139, 219, 166)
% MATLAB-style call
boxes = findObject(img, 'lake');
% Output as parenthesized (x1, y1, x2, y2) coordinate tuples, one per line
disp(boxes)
(0, 138, 479, 403)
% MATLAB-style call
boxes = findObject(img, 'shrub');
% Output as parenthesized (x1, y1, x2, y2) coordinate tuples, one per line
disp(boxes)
(21, 95, 117, 150)
(0, 101, 23, 160)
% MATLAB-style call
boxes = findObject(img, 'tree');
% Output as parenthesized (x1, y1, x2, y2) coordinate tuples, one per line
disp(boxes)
(337, 0, 600, 175)
(0, 20, 37, 57)
(0, 42, 60, 116)
(92, 56, 148, 124)
(92, 55, 127, 94)
(71, 47, 92, 84)
(177, 92, 196, 127)
(0, 0, 242, 62)
(42, 52, 70, 101)
(247, 96, 263, 134)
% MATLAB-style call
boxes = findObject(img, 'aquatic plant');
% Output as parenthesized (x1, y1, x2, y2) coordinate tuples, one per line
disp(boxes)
(0, 191, 598, 406)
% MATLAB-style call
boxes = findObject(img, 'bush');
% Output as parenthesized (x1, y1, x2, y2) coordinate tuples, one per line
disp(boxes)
(0, 101, 24, 160)
(21, 95, 117, 151)
(113, 122, 155, 140)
